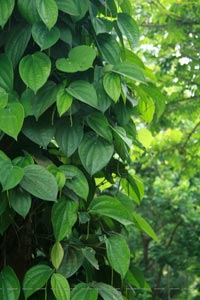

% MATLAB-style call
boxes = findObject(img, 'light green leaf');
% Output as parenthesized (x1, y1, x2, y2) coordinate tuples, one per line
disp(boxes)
(51, 242, 64, 270)
(106, 236, 130, 278)
(19, 52, 51, 93)
(18, 0, 41, 24)
(0, 0, 15, 28)
(94, 282, 123, 300)
(78, 133, 114, 175)
(88, 195, 133, 226)
(138, 96, 155, 123)
(32, 22, 60, 50)
(56, 45, 96, 73)
(55, 119, 83, 157)
(132, 212, 159, 242)
(0, 267, 20, 300)
(51, 273, 70, 300)
(0, 102, 24, 140)
(56, 0, 89, 19)
(59, 165, 89, 201)
(117, 13, 139, 49)
(103, 72, 121, 102)
(87, 112, 113, 143)
(58, 247, 84, 278)
(71, 283, 98, 300)
(56, 88, 72, 116)
(0, 87, 8, 109)
(9, 188, 31, 218)
(97, 34, 120, 65)
(5, 24, 32, 68)
(66, 80, 98, 109)
(36, 0, 58, 30)
(0, 159, 24, 191)
(82, 247, 99, 270)
(52, 197, 78, 241)
(20, 165, 58, 201)
(112, 62, 146, 83)
(23, 265, 53, 300)
(0, 54, 13, 92)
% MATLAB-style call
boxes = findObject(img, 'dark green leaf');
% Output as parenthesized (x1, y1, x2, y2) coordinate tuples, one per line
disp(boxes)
(87, 112, 113, 142)
(132, 212, 159, 242)
(0, 54, 13, 92)
(0, 267, 20, 300)
(94, 282, 123, 300)
(58, 247, 84, 278)
(78, 133, 114, 175)
(121, 174, 144, 205)
(52, 197, 78, 241)
(19, 52, 51, 93)
(36, 0, 58, 30)
(23, 265, 53, 300)
(82, 247, 99, 270)
(112, 62, 146, 83)
(66, 81, 98, 109)
(59, 165, 89, 200)
(0, 87, 8, 109)
(97, 34, 120, 65)
(88, 195, 133, 226)
(20, 165, 58, 201)
(18, 0, 41, 24)
(9, 188, 31, 218)
(71, 283, 98, 300)
(55, 119, 83, 157)
(32, 22, 60, 50)
(56, 0, 89, 20)
(51, 273, 70, 300)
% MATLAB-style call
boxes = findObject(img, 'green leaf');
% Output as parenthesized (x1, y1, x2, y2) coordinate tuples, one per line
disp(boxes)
(0, 102, 24, 140)
(51, 273, 70, 300)
(0, 267, 20, 300)
(0, 208, 14, 235)
(89, 4, 113, 35)
(132, 212, 159, 242)
(59, 165, 89, 201)
(52, 197, 78, 241)
(55, 119, 83, 157)
(0, 0, 15, 28)
(51, 242, 64, 270)
(94, 282, 123, 300)
(22, 115, 55, 148)
(0, 193, 7, 215)
(58, 247, 84, 278)
(20, 165, 58, 201)
(71, 283, 98, 300)
(138, 96, 155, 123)
(56, 45, 96, 73)
(36, 0, 58, 30)
(56, 88, 73, 116)
(66, 81, 98, 109)
(97, 34, 120, 65)
(32, 81, 58, 119)
(112, 62, 146, 83)
(87, 112, 113, 143)
(121, 174, 144, 205)
(23, 265, 53, 300)
(0, 159, 24, 191)
(56, 0, 89, 19)
(5, 24, 32, 68)
(82, 247, 99, 270)
(9, 188, 31, 218)
(78, 133, 114, 175)
(88, 195, 133, 226)
(106, 236, 130, 278)
(18, 0, 41, 24)
(0, 54, 13, 92)
(112, 126, 132, 148)
(0, 87, 8, 109)
(103, 72, 121, 102)
(19, 52, 51, 93)
(32, 22, 60, 50)
(117, 13, 139, 49)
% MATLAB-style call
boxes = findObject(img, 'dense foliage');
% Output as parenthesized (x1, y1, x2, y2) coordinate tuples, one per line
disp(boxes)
(0, 1, 163, 300)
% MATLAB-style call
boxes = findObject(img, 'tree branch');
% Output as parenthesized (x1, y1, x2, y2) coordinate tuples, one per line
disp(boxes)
(182, 120, 200, 149)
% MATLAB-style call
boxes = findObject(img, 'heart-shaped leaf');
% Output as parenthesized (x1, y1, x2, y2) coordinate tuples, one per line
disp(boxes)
(0, 0, 15, 28)
(103, 72, 121, 102)
(51, 273, 70, 300)
(0, 267, 20, 300)
(36, 0, 58, 30)
(19, 52, 51, 93)
(0, 54, 13, 92)
(56, 88, 73, 116)
(9, 187, 32, 218)
(32, 22, 60, 50)
(18, 0, 41, 24)
(51, 242, 64, 270)
(0, 102, 24, 140)
(0, 159, 24, 191)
